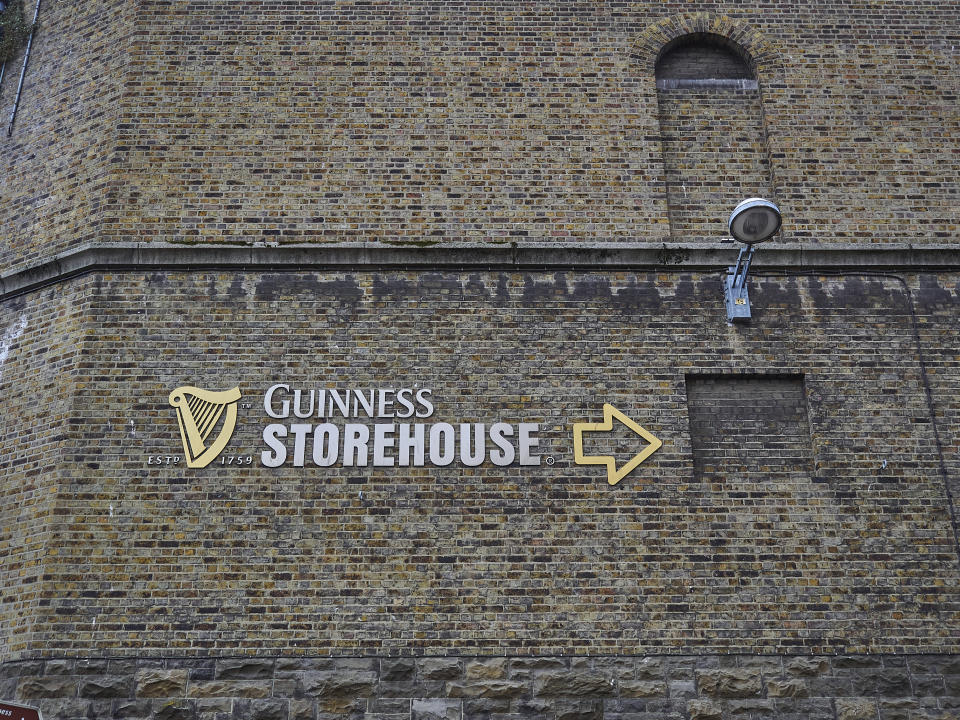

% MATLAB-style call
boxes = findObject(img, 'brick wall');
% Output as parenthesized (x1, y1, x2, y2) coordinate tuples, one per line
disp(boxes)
(657, 86, 771, 240)
(0, 269, 954, 660)
(656, 38, 752, 81)
(686, 375, 811, 478)
(1, 3, 959, 719)
(0, 0, 136, 271)
(1, 3, 957, 266)
(0, 280, 92, 657)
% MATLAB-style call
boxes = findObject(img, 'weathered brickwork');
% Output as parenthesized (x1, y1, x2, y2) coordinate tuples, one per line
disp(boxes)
(1, 2, 958, 269)
(1, 3, 959, 719)
(910, 273, 960, 572)
(687, 375, 812, 478)
(3, 653, 960, 720)
(656, 39, 754, 82)
(0, 280, 92, 657)
(657, 86, 771, 240)
(0, 270, 956, 661)
(655, 36, 772, 240)
(0, 0, 136, 272)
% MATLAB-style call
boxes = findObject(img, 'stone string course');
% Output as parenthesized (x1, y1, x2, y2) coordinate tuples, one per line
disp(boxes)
(2, 654, 959, 720)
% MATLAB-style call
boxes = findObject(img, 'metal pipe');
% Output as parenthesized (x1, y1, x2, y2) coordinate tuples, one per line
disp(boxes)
(6, 0, 40, 137)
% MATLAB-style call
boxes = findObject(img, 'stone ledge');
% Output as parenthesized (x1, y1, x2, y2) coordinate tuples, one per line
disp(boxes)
(2, 242, 960, 300)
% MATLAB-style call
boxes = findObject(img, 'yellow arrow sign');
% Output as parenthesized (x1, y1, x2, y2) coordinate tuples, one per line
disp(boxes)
(573, 404, 662, 486)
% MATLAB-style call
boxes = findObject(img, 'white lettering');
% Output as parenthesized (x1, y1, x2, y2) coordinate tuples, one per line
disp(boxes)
(343, 423, 369, 466)
(398, 423, 425, 465)
(292, 388, 314, 418)
(489, 422, 515, 466)
(290, 423, 311, 467)
(264, 384, 290, 419)
(460, 423, 485, 466)
(429, 422, 454, 465)
(395, 388, 415, 418)
(313, 423, 339, 466)
(373, 424, 396, 466)
(415, 389, 434, 418)
(328, 389, 350, 417)
(354, 389, 375, 417)
(261, 424, 288, 467)
(518, 423, 540, 465)
(378, 389, 395, 417)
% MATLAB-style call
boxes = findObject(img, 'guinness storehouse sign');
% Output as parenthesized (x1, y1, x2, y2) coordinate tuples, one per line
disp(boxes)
(260, 384, 541, 468)
(166, 384, 541, 470)
(164, 384, 662, 483)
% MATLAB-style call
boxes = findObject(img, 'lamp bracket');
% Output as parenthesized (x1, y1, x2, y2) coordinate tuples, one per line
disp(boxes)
(724, 244, 755, 322)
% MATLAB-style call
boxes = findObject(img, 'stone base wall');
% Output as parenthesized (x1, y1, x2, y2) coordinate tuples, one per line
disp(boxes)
(2, 654, 959, 720)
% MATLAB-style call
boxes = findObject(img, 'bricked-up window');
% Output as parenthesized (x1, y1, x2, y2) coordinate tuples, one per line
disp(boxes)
(656, 34, 772, 240)
(686, 375, 813, 480)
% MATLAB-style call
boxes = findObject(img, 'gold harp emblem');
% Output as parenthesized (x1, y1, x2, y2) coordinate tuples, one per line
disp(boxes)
(168, 385, 242, 468)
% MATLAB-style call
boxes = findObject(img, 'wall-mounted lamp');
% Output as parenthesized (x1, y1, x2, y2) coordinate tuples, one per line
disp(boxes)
(724, 198, 782, 322)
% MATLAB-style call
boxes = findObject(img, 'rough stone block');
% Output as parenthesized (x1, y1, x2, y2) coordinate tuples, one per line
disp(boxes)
(135, 669, 189, 698)
(834, 657, 883, 669)
(877, 697, 919, 720)
(836, 697, 878, 720)
(785, 658, 829, 677)
(153, 699, 198, 720)
(17, 675, 78, 699)
(80, 676, 134, 699)
(687, 699, 722, 720)
(412, 698, 461, 720)
(380, 658, 416, 682)
(75, 659, 110, 675)
(695, 669, 763, 699)
(766, 678, 807, 698)
(465, 659, 507, 680)
(111, 698, 153, 718)
(418, 659, 461, 681)
(875, 671, 913, 697)
(289, 698, 314, 720)
(554, 698, 603, 720)
(378, 680, 418, 698)
(619, 681, 667, 698)
(300, 670, 377, 698)
(187, 680, 273, 699)
(445, 680, 526, 699)
(234, 698, 289, 720)
(911, 674, 946, 695)
(532, 671, 614, 697)
(633, 657, 666, 681)
(194, 697, 233, 714)
(771, 697, 834, 720)
(508, 658, 566, 674)
(726, 699, 775, 715)
(216, 659, 275, 680)
(668, 680, 697, 700)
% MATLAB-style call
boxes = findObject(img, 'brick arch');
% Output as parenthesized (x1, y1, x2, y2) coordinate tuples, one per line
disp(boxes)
(630, 12, 783, 84)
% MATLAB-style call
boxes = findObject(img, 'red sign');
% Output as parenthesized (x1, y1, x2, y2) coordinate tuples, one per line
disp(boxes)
(0, 702, 42, 720)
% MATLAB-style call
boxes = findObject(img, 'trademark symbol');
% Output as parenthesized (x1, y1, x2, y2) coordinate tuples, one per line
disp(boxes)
(241, 403, 253, 409)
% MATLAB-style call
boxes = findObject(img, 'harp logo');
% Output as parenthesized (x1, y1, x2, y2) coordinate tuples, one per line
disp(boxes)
(169, 385, 242, 468)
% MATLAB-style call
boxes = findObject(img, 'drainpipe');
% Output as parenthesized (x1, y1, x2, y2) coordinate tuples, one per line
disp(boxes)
(6, 0, 40, 137)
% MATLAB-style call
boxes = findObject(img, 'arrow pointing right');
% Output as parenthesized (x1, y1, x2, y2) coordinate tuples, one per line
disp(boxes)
(573, 403, 662, 486)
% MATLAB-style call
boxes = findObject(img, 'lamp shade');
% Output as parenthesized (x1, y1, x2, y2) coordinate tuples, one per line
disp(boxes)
(728, 198, 782, 245)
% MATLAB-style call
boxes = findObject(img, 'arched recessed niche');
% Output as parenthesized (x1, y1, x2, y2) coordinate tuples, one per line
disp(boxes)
(655, 33, 772, 241)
